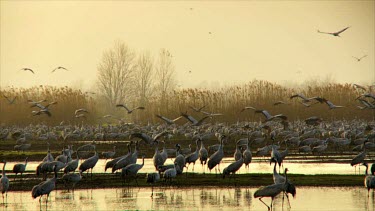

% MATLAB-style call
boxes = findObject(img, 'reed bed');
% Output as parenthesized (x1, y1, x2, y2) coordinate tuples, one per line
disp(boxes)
(1, 80, 373, 125)
(0, 85, 97, 125)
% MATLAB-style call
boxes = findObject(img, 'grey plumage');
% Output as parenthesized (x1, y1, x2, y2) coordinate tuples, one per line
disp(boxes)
(13, 157, 28, 180)
(242, 142, 252, 169)
(207, 135, 225, 171)
(79, 151, 99, 177)
(1, 161, 9, 204)
(31, 165, 58, 205)
(185, 139, 200, 174)
(64, 154, 79, 174)
(199, 139, 208, 166)
(61, 172, 82, 191)
(174, 144, 186, 174)
(223, 158, 243, 178)
(362, 163, 375, 196)
(102, 146, 116, 160)
(121, 156, 145, 185)
(254, 168, 291, 210)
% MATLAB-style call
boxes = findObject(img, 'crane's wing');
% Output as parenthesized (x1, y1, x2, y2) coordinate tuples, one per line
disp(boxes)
(290, 93, 309, 101)
(255, 110, 272, 120)
(116, 104, 130, 112)
(240, 106, 256, 112)
(181, 112, 198, 124)
(132, 106, 145, 111)
(335, 26, 350, 35)
(273, 114, 287, 120)
(155, 114, 173, 124)
(317, 30, 333, 35)
(359, 55, 367, 60)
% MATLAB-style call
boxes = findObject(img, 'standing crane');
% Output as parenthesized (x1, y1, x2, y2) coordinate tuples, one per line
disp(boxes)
(1, 160, 9, 204)
(185, 138, 200, 175)
(362, 163, 375, 197)
(174, 144, 186, 174)
(31, 164, 58, 205)
(121, 156, 145, 186)
(198, 139, 208, 173)
(146, 172, 160, 197)
(222, 157, 244, 179)
(208, 135, 226, 174)
(13, 157, 28, 180)
(79, 151, 99, 178)
(254, 168, 290, 211)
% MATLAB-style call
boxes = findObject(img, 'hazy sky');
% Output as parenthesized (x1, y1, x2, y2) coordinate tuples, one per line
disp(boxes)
(1, 1, 374, 90)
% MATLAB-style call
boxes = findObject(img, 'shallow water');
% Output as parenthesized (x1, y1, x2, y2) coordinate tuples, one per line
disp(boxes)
(1, 186, 374, 210)
(4, 157, 370, 176)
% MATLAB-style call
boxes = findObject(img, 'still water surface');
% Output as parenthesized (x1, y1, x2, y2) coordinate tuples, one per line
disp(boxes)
(4, 158, 366, 175)
(2, 186, 374, 211)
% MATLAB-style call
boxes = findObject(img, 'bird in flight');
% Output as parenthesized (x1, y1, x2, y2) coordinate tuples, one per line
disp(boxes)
(3, 95, 17, 104)
(21, 68, 34, 74)
(116, 104, 145, 114)
(189, 105, 206, 113)
(317, 26, 350, 37)
(352, 55, 367, 62)
(240, 106, 256, 113)
(75, 108, 89, 115)
(52, 66, 68, 73)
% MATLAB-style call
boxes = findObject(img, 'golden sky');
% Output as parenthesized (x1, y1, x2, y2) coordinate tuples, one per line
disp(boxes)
(1, 1, 374, 90)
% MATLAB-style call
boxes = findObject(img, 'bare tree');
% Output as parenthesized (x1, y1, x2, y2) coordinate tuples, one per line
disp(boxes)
(134, 51, 155, 106)
(155, 49, 176, 111)
(97, 41, 136, 107)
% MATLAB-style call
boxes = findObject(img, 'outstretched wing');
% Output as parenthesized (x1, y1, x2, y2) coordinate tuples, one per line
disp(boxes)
(116, 104, 130, 112)
(156, 114, 174, 124)
(240, 106, 256, 112)
(335, 26, 350, 35)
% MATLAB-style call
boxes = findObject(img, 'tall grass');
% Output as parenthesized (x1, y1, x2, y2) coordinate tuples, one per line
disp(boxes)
(1, 80, 372, 126)
(0, 85, 97, 125)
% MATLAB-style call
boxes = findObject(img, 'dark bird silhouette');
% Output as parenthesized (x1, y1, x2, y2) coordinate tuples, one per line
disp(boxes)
(13, 157, 28, 180)
(189, 105, 206, 112)
(1, 160, 9, 204)
(357, 93, 375, 101)
(317, 26, 350, 37)
(357, 99, 375, 110)
(21, 68, 34, 74)
(255, 110, 287, 122)
(290, 94, 325, 104)
(273, 101, 288, 106)
(254, 168, 291, 211)
(116, 104, 145, 114)
(362, 163, 375, 196)
(3, 95, 16, 104)
(31, 164, 58, 205)
(181, 112, 212, 126)
(353, 55, 367, 62)
(52, 66, 68, 72)
(32, 109, 52, 117)
(130, 131, 168, 146)
(324, 100, 344, 109)
(155, 114, 182, 125)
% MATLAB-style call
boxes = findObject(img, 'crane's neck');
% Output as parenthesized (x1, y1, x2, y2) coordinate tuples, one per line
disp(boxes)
(365, 165, 369, 176)
(2, 162, 5, 177)
(284, 170, 288, 185)
(273, 163, 277, 174)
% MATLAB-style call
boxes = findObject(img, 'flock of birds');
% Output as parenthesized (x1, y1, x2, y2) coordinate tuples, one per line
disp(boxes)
(0, 26, 373, 210)
(0, 98, 375, 209)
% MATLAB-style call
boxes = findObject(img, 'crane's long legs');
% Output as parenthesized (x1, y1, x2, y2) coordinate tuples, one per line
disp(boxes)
(259, 198, 271, 211)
